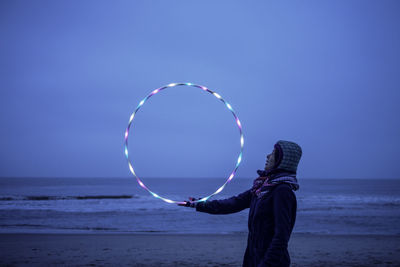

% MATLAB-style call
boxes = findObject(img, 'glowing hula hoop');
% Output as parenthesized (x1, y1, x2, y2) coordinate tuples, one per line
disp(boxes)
(124, 83, 244, 204)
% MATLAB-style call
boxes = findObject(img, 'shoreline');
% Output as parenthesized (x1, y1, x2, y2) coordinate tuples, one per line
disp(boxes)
(1, 232, 400, 236)
(1, 233, 399, 266)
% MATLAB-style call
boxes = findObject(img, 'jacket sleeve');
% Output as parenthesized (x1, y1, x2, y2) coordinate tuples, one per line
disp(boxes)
(195, 189, 252, 214)
(261, 186, 296, 267)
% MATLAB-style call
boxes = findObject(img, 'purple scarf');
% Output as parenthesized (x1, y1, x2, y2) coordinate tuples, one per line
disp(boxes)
(251, 170, 299, 198)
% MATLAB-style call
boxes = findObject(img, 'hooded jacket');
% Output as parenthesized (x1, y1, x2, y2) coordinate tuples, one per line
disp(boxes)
(196, 140, 302, 267)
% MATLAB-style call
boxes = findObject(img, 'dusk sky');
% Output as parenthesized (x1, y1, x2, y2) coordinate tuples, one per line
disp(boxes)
(1, 1, 399, 179)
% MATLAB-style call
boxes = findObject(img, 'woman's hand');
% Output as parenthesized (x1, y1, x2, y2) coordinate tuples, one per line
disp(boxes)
(177, 197, 199, 208)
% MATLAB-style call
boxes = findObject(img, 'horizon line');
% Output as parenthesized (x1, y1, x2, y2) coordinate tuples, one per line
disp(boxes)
(0, 176, 399, 180)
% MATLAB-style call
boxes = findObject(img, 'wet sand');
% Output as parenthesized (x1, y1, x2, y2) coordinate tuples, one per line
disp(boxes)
(0, 233, 399, 266)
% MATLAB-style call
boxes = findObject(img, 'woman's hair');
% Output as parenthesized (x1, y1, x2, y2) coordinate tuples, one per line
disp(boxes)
(273, 144, 283, 168)
(274, 148, 280, 163)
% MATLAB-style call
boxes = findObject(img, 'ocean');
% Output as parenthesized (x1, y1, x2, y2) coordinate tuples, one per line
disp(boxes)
(0, 177, 399, 235)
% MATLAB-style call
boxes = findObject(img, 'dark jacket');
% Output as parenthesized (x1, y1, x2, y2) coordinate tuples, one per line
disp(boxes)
(196, 183, 297, 267)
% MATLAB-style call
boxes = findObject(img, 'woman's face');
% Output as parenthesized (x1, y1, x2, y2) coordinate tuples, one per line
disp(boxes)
(264, 149, 276, 170)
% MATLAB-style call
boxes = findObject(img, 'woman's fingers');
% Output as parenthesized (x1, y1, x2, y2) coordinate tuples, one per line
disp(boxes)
(177, 197, 201, 207)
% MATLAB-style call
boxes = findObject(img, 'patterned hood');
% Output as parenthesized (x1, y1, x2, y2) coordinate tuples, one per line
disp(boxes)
(274, 140, 302, 174)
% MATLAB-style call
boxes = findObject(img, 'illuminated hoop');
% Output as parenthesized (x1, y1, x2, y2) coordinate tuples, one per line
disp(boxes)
(124, 83, 244, 204)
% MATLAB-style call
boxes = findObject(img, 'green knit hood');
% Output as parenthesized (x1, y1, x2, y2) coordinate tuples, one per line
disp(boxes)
(274, 140, 302, 174)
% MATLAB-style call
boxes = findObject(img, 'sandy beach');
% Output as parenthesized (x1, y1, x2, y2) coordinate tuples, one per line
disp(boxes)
(0, 233, 399, 266)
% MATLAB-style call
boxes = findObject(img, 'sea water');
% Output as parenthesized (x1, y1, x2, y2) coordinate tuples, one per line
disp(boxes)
(0, 177, 399, 235)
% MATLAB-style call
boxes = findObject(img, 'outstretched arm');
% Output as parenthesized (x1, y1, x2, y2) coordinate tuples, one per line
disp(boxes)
(195, 189, 252, 214)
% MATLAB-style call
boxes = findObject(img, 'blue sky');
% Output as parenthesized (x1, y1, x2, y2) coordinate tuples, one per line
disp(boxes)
(0, 0, 399, 179)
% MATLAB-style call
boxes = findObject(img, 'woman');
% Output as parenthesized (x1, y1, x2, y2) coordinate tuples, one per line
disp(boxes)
(179, 140, 302, 267)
